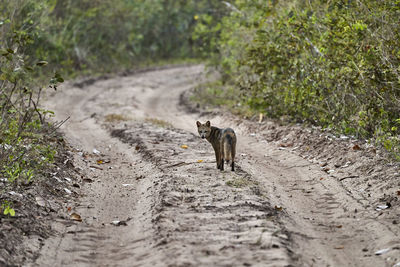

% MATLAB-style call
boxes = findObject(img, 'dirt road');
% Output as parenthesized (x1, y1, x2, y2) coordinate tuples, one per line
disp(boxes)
(32, 65, 399, 266)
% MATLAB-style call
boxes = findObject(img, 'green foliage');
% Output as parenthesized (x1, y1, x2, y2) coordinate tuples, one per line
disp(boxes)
(1, 201, 15, 217)
(0, 0, 61, 188)
(21, 0, 224, 75)
(194, 0, 400, 156)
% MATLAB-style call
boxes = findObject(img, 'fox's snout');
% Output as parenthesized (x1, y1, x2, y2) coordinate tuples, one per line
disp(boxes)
(201, 136, 206, 139)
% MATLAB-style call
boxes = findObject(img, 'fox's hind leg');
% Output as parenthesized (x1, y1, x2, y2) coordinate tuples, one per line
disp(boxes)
(220, 151, 224, 171)
(231, 141, 236, 171)
(219, 141, 224, 171)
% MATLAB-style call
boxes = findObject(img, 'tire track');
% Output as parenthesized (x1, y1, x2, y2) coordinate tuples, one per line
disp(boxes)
(110, 122, 292, 266)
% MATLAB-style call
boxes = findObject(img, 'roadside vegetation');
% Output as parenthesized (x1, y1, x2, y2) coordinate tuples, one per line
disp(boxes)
(192, 0, 400, 158)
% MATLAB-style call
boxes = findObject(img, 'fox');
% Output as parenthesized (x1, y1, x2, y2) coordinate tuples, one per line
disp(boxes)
(196, 120, 237, 171)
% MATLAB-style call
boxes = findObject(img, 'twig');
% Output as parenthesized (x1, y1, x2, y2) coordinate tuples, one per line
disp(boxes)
(48, 116, 70, 135)
(339, 175, 359, 181)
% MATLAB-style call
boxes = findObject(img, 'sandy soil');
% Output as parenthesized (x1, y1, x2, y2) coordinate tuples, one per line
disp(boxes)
(25, 65, 399, 266)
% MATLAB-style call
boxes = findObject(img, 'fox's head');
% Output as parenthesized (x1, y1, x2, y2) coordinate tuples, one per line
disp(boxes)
(196, 121, 211, 139)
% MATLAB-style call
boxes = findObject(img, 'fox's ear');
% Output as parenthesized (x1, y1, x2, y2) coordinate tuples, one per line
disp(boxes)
(196, 121, 201, 127)
(205, 121, 211, 127)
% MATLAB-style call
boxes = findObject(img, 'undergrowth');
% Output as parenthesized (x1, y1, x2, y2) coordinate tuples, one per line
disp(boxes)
(193, 0, 400, 159)
(0, 1, 63, 216)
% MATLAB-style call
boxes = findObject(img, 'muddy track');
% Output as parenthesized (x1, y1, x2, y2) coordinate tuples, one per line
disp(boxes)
(32, 65, 399, 266)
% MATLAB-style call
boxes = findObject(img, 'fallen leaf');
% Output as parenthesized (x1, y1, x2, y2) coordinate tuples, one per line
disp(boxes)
(64, 188, 72, 194)
(279, 143, 293, 148)
(89, 165, 103, 170)
(70, 213, 82, 222)
(181, 144, 188, 149)
(352, 144, 361, 150)
(35, 196, 46, 207)
(111, 218, 131, 226)
(375, 248, 391, 255)
(67, 207, 72, 212)
(97, 159, 104, 164)
(197, 160, 203, 163)
(8, 191, 23, 197)
(335, 225, 343, 228)
(135, 145, 140, 151)
(274, 205, 283, 211)
(376, 204, 389, 211)
(320, 177, 324, 180)
(258, 113, 263, 123)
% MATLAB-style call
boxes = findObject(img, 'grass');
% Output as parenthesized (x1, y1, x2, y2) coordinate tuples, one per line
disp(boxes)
(104, 113, 131, 122)
(226, 176, 252, 188)
(145, 118, 172, 128)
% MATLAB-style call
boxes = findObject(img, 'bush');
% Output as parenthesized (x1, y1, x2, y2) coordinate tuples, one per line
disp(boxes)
(0, 0, 62, 215)
(194, 0, 400, 157)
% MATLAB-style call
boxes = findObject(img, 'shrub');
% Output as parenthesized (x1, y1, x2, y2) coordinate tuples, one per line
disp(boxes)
(194, 0, 400, 157)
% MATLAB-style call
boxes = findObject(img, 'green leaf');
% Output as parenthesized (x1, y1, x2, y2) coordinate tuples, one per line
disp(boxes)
(36, 61, 48, 66)
(9, 208, 15, 217)
(0, 49, 8, 56)
(54, 72, 64, 82)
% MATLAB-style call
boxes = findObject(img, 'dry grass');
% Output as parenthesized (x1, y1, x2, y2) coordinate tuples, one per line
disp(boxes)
(145, 118, 172, 128)
(104, 113, 131, 122)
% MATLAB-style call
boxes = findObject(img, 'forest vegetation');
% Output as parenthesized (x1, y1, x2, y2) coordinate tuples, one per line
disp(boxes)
(1, 0, 400, 217)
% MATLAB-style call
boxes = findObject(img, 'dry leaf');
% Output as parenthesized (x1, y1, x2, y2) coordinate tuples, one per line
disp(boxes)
(35, 196, 46, 207)
(258, 113, 263, 123)
(181, 145, 188, 149)
(375, 248, 390, 255)
(97, 159, 104, 164)
(70, 213, 82, 222)
(352, 144, 361, 150)
(197, 160, 203, 163)
(279, 143, 293, 148)
(64, 188, 72, 194)
(274, 205, 283, 211)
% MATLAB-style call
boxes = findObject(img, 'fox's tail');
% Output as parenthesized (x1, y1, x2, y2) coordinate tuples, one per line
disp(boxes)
(223, 134, 236, 163)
